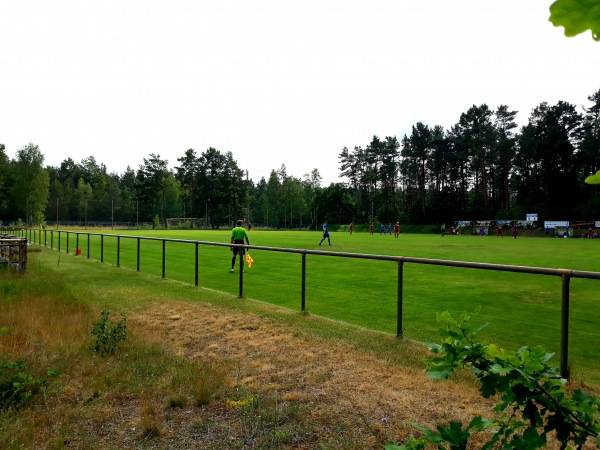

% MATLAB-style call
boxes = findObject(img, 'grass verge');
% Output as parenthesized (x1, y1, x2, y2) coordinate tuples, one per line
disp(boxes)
(1, 249, 446, 449)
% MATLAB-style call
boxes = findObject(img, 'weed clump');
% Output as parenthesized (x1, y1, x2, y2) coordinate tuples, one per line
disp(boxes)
(0, 360, 59, 411)
(90, 310, 128, 356)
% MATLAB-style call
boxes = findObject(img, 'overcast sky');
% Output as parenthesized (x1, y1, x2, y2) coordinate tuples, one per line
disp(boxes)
(1, 1, 598, 186)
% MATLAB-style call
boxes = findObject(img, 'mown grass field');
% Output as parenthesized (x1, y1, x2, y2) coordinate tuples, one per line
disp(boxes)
(34, 227, 600, 385)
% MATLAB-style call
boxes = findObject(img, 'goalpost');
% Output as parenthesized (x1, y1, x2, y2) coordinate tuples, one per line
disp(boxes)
(471, 222, 493, 236)
(471, 225, 493, 236)
(165, 218, 208, 229)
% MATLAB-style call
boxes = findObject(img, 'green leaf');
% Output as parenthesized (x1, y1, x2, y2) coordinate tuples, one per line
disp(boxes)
(571, 388, 593, 404)
(480, 373, 501, 398)
(436, 420, 471, 447)
(426, 364, 454, 380)
(412, 424, 444, 444)
(488, 363, 511, 375)
(549, 0, 600, 41)
(519, 426, 546, 448)
(444, 329, 463, 341)
(467, 415, 492, 432)
(485, 343, 505, 359)
(385, 443, 409, 450)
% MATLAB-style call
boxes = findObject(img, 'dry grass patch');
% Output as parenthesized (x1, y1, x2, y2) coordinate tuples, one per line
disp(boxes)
(131, 300, 498, 448)
(2, 278, 592, 448)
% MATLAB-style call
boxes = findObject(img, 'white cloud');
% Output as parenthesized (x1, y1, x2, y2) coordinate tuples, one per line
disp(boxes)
(1, 1, 597, 185)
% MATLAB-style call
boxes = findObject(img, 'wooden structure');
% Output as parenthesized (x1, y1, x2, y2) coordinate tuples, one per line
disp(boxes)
(0, 234, 27, 272)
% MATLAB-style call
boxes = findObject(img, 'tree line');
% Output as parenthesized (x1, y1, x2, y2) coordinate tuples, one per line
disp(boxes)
(340, 89, 600, 224)
(1, 88, 598, 228)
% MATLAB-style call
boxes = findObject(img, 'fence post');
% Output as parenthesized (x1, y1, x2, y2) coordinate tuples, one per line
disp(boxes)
(397, 258, 404, 339)
(87, 234, 90, 259)
(238, 245, 244, 298)
(137, 237, 140, 271)
(66, 231, 70, 254)
(101, 234, 104, 263)
(162, 240, 166, 278)
(117, 236, 121, 267)
(560, 271, 571, 379)
(58, 231, 61, 252)
(195, 242, 199, 286)
(50, 230, 53, 249)
(76, 233, 79, 254)
(301, 251, 306, 312)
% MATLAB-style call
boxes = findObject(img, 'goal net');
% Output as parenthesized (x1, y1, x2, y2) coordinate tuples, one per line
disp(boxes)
(165, 218, 208, 229)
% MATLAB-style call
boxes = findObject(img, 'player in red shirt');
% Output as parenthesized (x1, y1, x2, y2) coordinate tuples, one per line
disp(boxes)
(394, 222, 400, 238)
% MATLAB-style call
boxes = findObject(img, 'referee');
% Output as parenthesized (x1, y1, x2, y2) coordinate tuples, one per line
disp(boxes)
(230, 219, 250, 273)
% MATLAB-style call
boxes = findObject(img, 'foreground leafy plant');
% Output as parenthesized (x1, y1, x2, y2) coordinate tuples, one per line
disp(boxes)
(387, 311, 600, 449)
(549, 0, 600, 41)
(90, 310, 128, 356)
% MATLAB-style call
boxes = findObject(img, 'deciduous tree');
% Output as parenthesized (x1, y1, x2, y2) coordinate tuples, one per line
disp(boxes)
(11, 143, 49, 224)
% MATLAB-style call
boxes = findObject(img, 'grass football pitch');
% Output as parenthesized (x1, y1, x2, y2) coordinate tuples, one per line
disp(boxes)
(48, 228, 600, 385)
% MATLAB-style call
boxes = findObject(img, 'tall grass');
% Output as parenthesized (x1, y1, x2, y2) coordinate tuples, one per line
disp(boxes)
(0, 269, 90, 372)
(0, 267, 237, 449)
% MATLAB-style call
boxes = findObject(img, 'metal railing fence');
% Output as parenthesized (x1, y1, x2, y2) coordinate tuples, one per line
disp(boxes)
(6, 226, 600, 381)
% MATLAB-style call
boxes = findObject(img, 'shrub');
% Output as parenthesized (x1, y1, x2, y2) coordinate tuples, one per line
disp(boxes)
(152, 215, 162, 229)
(388, 311, 600, 450)
(90, 311, 128, 356)
(0, 360, 58, 410)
